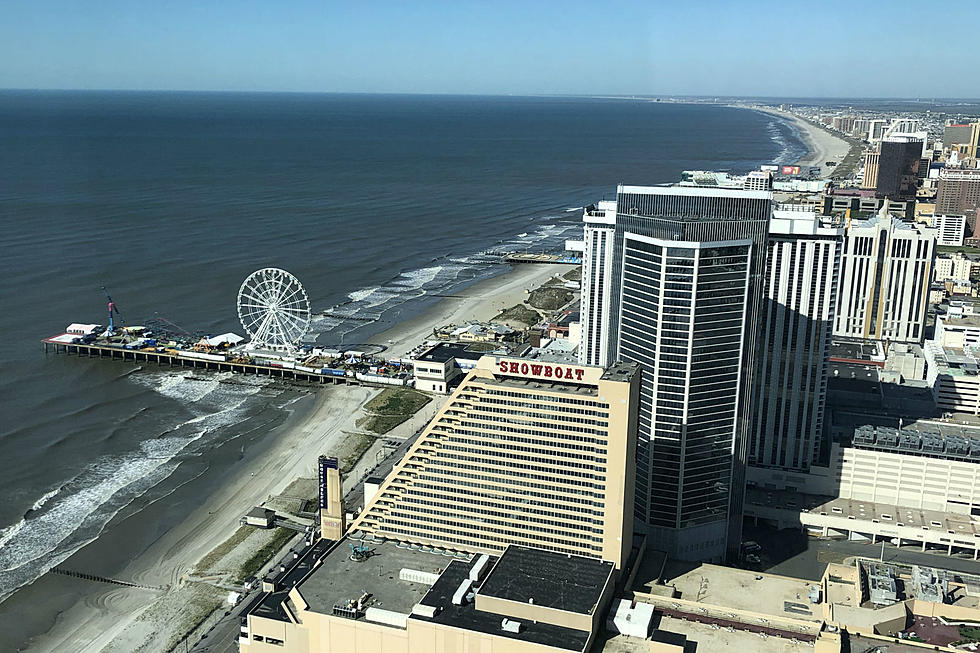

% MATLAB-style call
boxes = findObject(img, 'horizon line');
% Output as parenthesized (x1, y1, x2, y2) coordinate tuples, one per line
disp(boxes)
(2, 88, 980, 103)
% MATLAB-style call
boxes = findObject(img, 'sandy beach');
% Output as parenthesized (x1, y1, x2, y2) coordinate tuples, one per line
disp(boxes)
(22, 260, 565, 653)
(748, 105, 853, 178)
(377, 262, 574, 359)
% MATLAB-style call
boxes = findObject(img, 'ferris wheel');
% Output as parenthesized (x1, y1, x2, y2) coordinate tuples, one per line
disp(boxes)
(237, 268, 311, 351)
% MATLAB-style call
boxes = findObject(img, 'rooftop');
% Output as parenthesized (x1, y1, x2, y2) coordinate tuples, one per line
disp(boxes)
(829, 340, 882, 362)
(250, 537, 331, 621)
(943, 314, 980, 328)
(297, 538, 464, 616)
(659, 561, 823, 627)
(413, 556, 592, 652)
(601, 362, 638, 382)
(413, 342, 493, 364)
(477, 545, 614, 615)
(850, 423, 980, 462)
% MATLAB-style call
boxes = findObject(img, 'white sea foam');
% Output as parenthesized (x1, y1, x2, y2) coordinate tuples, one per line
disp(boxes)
(310, 217, 580, 341)
(130, 371, 221, 404)
(347, 286, 381, 302)
(766, 119, 804, 166)
(565, 206, 583, 212)
(392, 266, 443, 289)
(30, 487, 61, 512)
(0, 371, 272, 603)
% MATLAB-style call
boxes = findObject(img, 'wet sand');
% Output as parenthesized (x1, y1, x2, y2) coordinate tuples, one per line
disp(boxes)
(16, 261, 566, 653)
(748, 105, 853, 178)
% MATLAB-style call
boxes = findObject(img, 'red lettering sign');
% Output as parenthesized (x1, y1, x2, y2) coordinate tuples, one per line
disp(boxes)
(495, 359, 590, 383)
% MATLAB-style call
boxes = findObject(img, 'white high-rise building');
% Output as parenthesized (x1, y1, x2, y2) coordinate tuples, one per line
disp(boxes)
(594, 185, 771, 562)
(868, 119, 888, 142)
(885, 117, 921, 140)
(578, 201, 616, 367)
(833, 205, 936, 343)
(749, 207, 843, 474)
(934, 213, 967, 247)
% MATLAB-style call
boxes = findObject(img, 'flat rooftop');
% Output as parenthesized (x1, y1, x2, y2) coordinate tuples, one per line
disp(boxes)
(478, 545, 614, 615)
(661, 562, 823, 627)
(413, 556, 592, 652)
(830, 340, 881, 361)
(601, 362, 638, 382)
(945, 314, 980, 328)
(414, 342, 490, 364)
(650, 615, 815, 653)
(297, 538, 466, 616)
(251, 537, 330, 621)
(808, 496, 980, 539)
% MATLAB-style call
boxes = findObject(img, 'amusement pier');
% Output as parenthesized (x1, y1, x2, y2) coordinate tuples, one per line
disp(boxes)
(42, 268, 414, 388)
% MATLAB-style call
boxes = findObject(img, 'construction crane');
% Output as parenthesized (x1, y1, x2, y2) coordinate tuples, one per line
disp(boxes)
(101, 286, 122, 336)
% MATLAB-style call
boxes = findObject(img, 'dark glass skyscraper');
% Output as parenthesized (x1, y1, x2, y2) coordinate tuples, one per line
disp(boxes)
(604, 186, 771, 561)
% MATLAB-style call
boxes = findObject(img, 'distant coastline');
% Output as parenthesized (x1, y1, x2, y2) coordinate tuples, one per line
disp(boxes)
(729, 103, 853, 177)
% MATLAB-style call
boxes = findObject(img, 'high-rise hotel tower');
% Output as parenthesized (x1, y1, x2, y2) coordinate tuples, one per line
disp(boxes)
(749, 207, 843, 475)
(833, 205, 935, 344)
(579, 200, 616, 367)
(354, 355, 640, 568)
(587, 185, 771, 561)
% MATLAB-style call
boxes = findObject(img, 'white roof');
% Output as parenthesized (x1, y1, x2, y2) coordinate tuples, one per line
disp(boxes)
(49, 333, 84, 343)
(67, 323, 101, 334)
(203, 332, 245, 346)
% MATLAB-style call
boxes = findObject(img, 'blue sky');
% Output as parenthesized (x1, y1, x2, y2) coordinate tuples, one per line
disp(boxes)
(1, 0, 977, 97)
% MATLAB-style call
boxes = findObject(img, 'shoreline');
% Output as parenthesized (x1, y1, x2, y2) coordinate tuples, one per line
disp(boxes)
(9, 99, 820, 652)
(746, 104, 853, 178)
(14, 260, 568, 653)
(376, 262, 575, 359)
(724, 102, 853, 179)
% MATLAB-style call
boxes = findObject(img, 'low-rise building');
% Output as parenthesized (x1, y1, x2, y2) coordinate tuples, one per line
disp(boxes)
(243, 540, 616, 653)
(925, 339, 980, 414)
(936, 313, 980, 348)
(411, 342, 495, 393)
(449, 321, 516, 343)
(934, 253, 972, 282)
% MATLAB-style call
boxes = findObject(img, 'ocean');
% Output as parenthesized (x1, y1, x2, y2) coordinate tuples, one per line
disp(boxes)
(0, 91, 807, 644)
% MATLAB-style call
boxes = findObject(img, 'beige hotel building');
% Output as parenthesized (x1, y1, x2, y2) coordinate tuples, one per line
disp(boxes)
(240, 355, 640, 653)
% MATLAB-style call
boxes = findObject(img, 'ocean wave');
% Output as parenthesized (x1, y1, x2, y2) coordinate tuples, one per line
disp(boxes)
(309, 219, 578, 344)
(765, 117, 809, 166)
(0, 434, 199, 602)
(0, 371, 272, 604)
(347, 286, 381, 302)
(130, 370, 222, 404)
